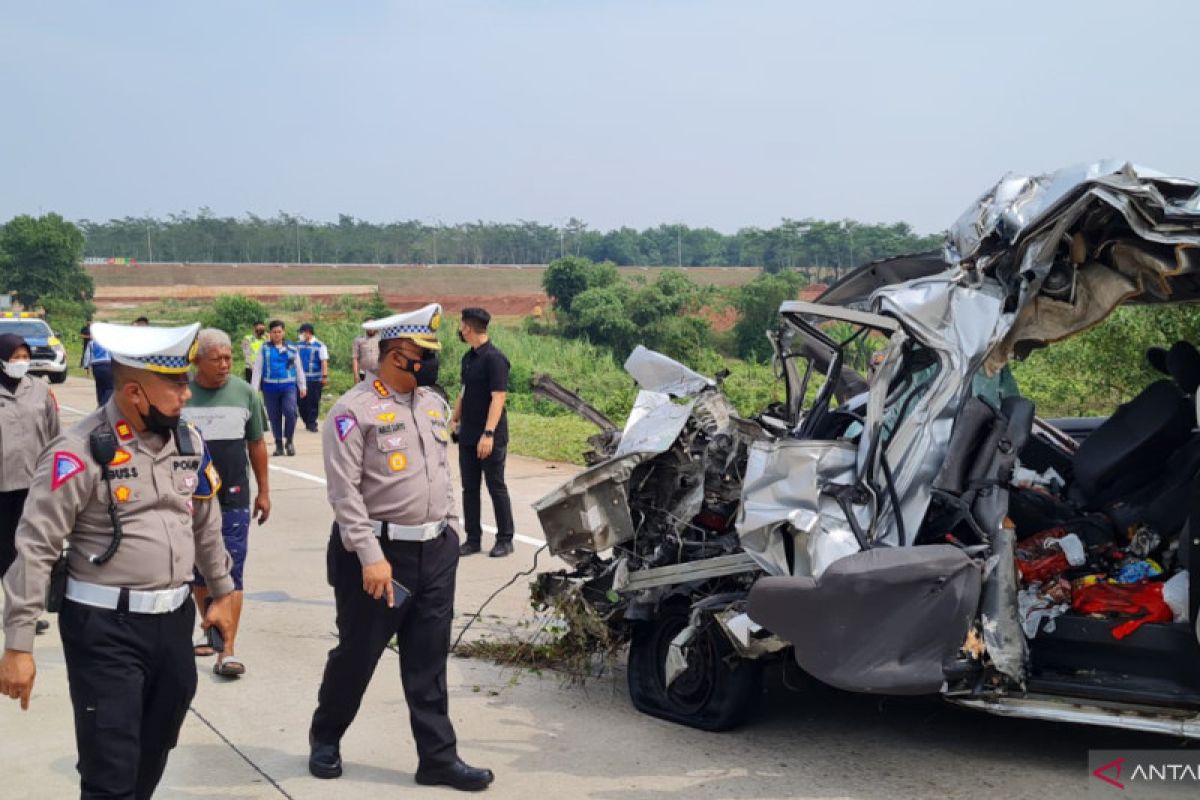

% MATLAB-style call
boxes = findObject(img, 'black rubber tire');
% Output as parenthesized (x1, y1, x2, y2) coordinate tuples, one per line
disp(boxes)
(47, 370, 67, 384)
(627, 605, 762, 731)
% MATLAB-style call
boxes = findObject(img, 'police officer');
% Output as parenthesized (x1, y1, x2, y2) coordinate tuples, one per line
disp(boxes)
(241, 320, 267, 384)
(0, 333, 60, 578)
(83, 329, 114, 407)
(295, 322, 329, 433)
(351, 326, 380, 381)
(309, 303, 494, 792)
(0, 322, 235, 800)
(251, 320, 307, 456)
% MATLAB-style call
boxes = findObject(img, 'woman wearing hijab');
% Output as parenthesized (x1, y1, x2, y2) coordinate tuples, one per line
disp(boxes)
(0, 333, 61, 577)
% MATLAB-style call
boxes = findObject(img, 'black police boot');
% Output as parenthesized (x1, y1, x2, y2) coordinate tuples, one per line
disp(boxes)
(459, 541, 482, 556)
(308, 733, 342, 779)
(489, 541, 514, 558)
(273, 442, 284, 457)
(285, 439, 296, 456)
(415, 759, 494, 792)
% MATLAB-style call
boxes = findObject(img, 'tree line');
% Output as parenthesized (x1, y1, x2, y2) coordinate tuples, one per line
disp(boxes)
(78, 210, 943, 274)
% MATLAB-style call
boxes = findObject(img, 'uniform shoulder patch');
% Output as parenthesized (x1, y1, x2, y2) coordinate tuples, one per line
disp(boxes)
(334, 414, 358, 441)
(51, 451, 86, 491)
(114, 419, 135, 442)
(193, 447, 222, 500)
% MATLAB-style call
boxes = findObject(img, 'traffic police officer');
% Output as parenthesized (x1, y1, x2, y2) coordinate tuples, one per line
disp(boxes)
(295, 322, 329, 433)
(251, 320, 307, 456)
(309, 303, 494, 792)
(0, 322, 235, 800)
(0, 333, 61, 579)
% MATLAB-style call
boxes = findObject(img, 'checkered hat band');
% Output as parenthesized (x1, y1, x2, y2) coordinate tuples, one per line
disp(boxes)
(381, 324, 434, 338)
(133, 354, 191, 369)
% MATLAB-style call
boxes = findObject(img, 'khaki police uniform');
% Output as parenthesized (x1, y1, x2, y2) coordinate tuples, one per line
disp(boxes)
(1, 322, 233, 800)
(352, 333, 381, 380)
(0, 373, 60, 575)
(310, 308, 466, 772)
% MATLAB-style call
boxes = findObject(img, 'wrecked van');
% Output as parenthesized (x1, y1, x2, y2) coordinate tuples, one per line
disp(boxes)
(533, 161, 1200, 737)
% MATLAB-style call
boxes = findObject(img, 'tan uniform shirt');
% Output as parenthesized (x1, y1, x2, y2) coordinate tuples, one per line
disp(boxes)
(0, 376, 60, 492)
(323, 378, 458, 567)
(352, 335, 381, 377)
(2, 400, 234, 652)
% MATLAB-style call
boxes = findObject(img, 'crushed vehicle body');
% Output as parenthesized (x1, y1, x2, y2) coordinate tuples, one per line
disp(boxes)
(534, 161, 1200, 735)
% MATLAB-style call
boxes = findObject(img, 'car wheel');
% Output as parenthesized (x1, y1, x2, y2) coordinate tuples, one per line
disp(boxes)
(627, 604, 762, 731)
(48, 371, 67, 384)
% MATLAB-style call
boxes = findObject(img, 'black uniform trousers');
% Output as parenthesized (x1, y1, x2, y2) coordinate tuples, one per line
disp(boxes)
(0, 488, 29, 578)
(311, 524, 460, 768)
(458, 445, 515, 547)
(58, 596, 197, 800)
(92, 362, 114, 407)
(297, 379, 323, 430)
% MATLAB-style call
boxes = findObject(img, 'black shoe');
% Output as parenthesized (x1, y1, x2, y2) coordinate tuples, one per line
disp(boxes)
(307, 425, 319, 433)
(489, 541, 514, 558)
(459, 542, 482, 556)
(273, 444, 284, 457)
(415, 759, 494, 792)
(35, 620, 50, 635)
(285, 440, 296, 456)
(308, 734, 342, 780)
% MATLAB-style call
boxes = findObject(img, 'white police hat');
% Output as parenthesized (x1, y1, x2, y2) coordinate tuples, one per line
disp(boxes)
(362, 303, 443, 351)
(91, 322, 201, 376)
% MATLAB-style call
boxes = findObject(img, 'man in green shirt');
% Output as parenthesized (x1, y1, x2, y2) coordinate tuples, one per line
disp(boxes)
(182, 328, 271, 678)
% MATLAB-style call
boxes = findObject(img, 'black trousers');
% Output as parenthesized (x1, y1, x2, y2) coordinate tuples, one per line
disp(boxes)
(59, 596, 197, 800)
(311, 524, 460, 768)
(298, 379, 323, 429)
(458, 444, 515, 546)
(0, 488, 29, 578)
(93, 362, 114, 407)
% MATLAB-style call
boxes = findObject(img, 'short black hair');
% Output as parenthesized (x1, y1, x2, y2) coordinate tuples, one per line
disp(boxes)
(253, 320, 265, 327)
(299, 323, 315, 333)
(268, 320, 285, 330)
(133, 316, 150, 324)
(461, 307, 490, 331)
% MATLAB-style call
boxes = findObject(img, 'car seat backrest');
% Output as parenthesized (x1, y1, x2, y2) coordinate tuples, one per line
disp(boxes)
(1071, 379, 1193, 507)
(1167, 341, 1200, 397)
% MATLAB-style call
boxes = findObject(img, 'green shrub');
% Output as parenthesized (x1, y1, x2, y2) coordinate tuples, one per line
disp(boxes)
(201, 295, 269, 337)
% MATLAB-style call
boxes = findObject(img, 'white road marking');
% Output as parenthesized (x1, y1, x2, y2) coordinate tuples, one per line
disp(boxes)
(58, 401, 546, 547)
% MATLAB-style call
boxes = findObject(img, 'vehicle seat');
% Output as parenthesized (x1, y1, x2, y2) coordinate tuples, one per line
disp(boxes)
(1167, 341, 1200, 399)
(1069, 379, 1193, 509)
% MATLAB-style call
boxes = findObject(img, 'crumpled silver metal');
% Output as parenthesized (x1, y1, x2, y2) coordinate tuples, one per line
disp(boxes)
(624, 345, 715, 397)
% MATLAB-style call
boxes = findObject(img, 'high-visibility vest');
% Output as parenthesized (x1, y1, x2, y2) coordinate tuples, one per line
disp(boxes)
(261, 344, 299, 389)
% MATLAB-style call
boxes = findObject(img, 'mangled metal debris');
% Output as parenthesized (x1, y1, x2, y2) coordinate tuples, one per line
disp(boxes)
(534, 161, 1200, 737)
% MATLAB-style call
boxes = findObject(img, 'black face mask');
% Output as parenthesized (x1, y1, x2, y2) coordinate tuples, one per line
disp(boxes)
(394, 352, 440, 387)
(136, 384, 181, 435)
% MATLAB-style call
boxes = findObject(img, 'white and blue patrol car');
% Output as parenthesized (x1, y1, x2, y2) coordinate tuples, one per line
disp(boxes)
(0, 312, 68, 383)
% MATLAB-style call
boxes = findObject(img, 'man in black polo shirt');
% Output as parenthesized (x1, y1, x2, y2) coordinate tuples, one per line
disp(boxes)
(451, 308, 515, 557)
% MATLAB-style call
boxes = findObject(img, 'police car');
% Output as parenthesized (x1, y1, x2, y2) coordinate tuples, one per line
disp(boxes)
(0, 312, 68, 383)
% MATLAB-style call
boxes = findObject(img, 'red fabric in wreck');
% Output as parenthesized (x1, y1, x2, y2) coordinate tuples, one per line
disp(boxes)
(1071, 581, 1173, 640)
(1016, 552, 1071, 584)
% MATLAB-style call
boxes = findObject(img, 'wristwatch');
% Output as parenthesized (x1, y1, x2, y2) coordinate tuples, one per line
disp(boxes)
(483, 430, 495, 438)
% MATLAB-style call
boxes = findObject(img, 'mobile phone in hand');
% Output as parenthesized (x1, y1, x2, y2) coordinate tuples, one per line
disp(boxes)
(386, 579, 412, 609)
(203, 597, 225, 653)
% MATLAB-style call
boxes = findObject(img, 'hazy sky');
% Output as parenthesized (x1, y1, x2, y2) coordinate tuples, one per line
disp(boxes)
(2, 1, 1197, 235)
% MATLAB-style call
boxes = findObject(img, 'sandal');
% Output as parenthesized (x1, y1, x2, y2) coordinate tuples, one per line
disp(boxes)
(213, 657, 245, 677)
(194, 641, 216, 657)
